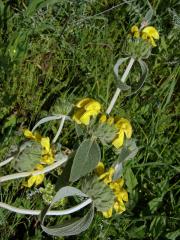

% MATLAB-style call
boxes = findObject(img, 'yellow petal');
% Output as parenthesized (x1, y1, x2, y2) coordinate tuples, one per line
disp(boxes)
(75, 98, 91, 108)
(115, 178, 124, 188)
(141, 32, 148, 40)
(149, 36, 157, 47)
(79, 113, 91, 125)
(113, 199, 126, 213)
(102, 207, 113, 218)
(84, 100, 101, 111)
(123, 124, 132, 139)
(99, 167, 115, 184)
(72, 108, 85, 124)
(112, 130, 124, 149)
(33, 132, 42, 142)
(41, 137, 50, 153)
(120, 188, 128, 202)
(24, 129, 42, 142)
(79, 110, 98, 125)
(134, 31, 140, 38)
(131, 25, 139, 33)
(99, 114, 107, 123)
(115, 118, 129, 128)
(35, 174, 44, 186)
(24, 129, 35, 139)
(142, 26, 159, 39)
(35, 164, 44, 170)
(42, 153, 54, 165)
(27, 176, 37, 188)
(107, 116, 114, 125)
(110, 178, 124, 191)
(95, 162, 105, 175)
(115, 118, 132, 139)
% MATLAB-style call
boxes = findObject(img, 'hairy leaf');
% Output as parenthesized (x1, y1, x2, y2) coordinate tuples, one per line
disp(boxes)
(70, 139, 101, 182)
(40, 186, 94, 237)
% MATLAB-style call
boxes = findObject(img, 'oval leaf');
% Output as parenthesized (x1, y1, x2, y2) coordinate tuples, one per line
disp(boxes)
(70, 139, 101, 182)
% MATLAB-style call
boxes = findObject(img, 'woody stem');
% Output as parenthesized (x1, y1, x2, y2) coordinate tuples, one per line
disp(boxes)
(106, 57, 135, 115)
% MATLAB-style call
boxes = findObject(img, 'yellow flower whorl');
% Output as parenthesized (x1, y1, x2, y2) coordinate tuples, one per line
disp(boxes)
(73, 98, 101, 125)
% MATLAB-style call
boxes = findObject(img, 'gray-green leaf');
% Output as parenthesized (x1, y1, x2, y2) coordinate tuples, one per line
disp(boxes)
(115, 139, 138, 162)
(13, 141, 41, 172)
(70, 139, 101, 182)
(40, 186, 94, 237)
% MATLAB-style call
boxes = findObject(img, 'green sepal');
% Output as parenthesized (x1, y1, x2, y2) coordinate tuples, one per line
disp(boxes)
(51, 98, 73, 116)
(125, 38, 151, 59)
(92, 123, 117, 145)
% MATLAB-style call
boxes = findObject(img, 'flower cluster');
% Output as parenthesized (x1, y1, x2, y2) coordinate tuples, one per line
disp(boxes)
(100, 114, 132, 149)
(23, 129, 55, 187)
(72, 98, 132, 149)
(131, 25, 159, 47)
(96, 162, 128, 218)
(72, 98, 101, 125)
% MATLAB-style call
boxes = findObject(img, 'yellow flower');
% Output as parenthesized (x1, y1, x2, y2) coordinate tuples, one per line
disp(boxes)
(112, 129, 124, 149)
(24, 164, 44, 188)
(131, 25, 140, 38)
(99, 114, 114, 125)
(95, 162, 105, 175)
(130, 24, 159, 47)
(107, 116, 114, 125)
(112, 118, 132, 149)
(41, 137, 54, 165)
(99, 114, 107, 123)
(72, 98, 101, 125)
(109, 178, 124, 191)
(24, 130, 54, 165)
(99, 167, 115, 185)
(96, 162, 115, 185)
(113, 199, 126, 213)
(141, 26, 159, 47)
(102, 207, 113, 218)
(96, 162, 128, 218)
(41, 137, 50, 153)
(24, 129, 41, 142)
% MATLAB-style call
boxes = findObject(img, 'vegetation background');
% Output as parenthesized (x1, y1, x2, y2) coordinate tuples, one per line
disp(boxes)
(0, 0, 179, 239)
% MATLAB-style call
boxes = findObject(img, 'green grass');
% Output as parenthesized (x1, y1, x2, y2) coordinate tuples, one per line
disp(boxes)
(0, 0, 179, 239)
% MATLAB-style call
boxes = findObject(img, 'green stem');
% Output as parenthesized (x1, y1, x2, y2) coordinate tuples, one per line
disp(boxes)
(106, 57, 135, 114)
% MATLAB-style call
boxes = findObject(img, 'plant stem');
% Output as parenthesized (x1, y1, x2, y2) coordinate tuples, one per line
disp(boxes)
(106, 57, 135, 114)
(32, 114, 70, 132)
(0, 157, 14, 168)
(0, 198, 92, 216)
(53, 115, 66, 143)
(0, 155, 68, 183)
